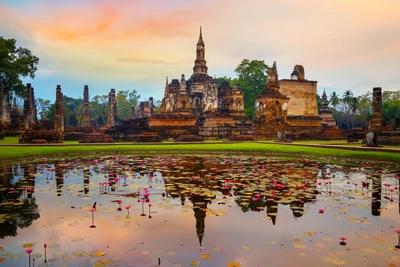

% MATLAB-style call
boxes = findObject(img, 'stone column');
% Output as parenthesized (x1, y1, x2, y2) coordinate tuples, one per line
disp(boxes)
(54, 85, 64, 132)
(366, 87, 382, 146)
(23, 83, 36, 129)
(107, 89, 116, 127)
(371, 87, 382, 132)
(139, 102, 145, 118)
(0, 85, 10, 127)
(83, 85, 90, 127)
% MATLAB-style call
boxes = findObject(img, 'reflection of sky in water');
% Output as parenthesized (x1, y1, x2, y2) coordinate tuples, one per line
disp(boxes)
(0, 156, 399, 266)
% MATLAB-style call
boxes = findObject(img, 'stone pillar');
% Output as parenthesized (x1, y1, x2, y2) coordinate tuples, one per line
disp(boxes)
(371, 87, 382, 132)
(149, 97, 154, 115)
(0, 85, 10, 127)
(107, 89, 117, 127)
(366, 87, 382, 146)
(83, 85, 90, 127)
(139, 102, 145, 118)
(54, 85, 64, 132)
(23, 83, 36, 129)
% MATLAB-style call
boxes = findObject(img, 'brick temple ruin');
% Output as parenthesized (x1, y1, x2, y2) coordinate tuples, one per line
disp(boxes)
(254, 61, 343, 140)
(105, 27, 252, 142)
(2, 28, 400, 144)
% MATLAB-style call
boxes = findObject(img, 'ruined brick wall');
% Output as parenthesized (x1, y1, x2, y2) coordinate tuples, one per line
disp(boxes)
(279, 79, 318, 117)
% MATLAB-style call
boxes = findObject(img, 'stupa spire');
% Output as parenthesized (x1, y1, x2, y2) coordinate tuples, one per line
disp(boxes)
(193, 26, 208, 75)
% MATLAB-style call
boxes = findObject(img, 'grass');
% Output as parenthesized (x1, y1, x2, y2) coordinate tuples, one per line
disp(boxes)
(0, 137, 399, 167)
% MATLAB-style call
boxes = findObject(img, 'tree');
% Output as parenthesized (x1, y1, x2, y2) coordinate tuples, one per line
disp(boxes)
(0, 37, 39, 98)
(36, 98, 51, 121)
(382, 90, 400, 129)
(63, 95, 83, 127)
(355, 92, 372, 128)
(316, 94, 322, 112)
(115, 90, 140, 122)
(350, 97, 359, 128)
(215, 76, 232, 89)
(233, 59, 268, 119)
(90, 94, 108, 126)
(329, 91, 340, 109)
(342, 90, 353, 130)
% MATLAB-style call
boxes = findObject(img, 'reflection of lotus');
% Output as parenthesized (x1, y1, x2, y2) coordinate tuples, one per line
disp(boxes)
(148, 203, 152, 218)
(44, 243, 47, 262)
(89, 208, 96, 228)
(125, 205, 131, 217)
(140, 199, 146, 216)
(394, 229, 400, 248)
(25, 247, 33, 267)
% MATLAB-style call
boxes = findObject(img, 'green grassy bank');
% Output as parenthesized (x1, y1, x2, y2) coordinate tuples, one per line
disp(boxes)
(0, 137, 399, 166)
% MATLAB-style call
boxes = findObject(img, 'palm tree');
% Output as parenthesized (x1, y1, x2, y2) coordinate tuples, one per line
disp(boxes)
(329, 92, 340, 109)
(342, 90, 354, 130)
(350, 96, 359, 128)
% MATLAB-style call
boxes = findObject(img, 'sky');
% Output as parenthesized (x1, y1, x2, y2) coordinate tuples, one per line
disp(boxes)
(1, 0, 400, 103)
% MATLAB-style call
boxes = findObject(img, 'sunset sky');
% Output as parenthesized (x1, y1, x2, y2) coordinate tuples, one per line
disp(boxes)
(1, 0, 399, 103)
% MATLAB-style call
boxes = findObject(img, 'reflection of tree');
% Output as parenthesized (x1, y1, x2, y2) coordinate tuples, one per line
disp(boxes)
(234, 195, 266, 213)
(0, 197, 40, 239)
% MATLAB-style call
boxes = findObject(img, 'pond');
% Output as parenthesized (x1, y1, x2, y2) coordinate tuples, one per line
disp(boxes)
(0, 154, 400, 267)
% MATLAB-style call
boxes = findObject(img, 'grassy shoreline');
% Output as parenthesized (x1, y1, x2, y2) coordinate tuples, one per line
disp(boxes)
(0, 137, 399, 167)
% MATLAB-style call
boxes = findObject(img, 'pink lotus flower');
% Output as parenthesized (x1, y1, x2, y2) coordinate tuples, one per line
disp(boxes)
(339, 237, 347, 241)
(319, 209, 324, 213)
(25, 248, 33, 254)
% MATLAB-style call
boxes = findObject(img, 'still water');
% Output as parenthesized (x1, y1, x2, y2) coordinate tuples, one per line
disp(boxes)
(0, 154, 399, 267)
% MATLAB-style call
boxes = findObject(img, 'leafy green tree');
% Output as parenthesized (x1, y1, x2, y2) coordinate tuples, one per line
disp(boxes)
(63, 95, 83, 127)
(90, 94, 108, 126)
(316, 94, 322, 111)
(350, 96, 359, 128)
(153, 99, 162, 114)
(233, 59, 268, 119)
(342, 90, 353, 130)
(215, 76, 232, 89)
(36, 98, 51, 121)
(382, 90, 400, 129)
(355, 92, 372, 128)
(0, 37, 39, 98)
(116, 90, 140, 122)
(329, 91, 340, 108)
